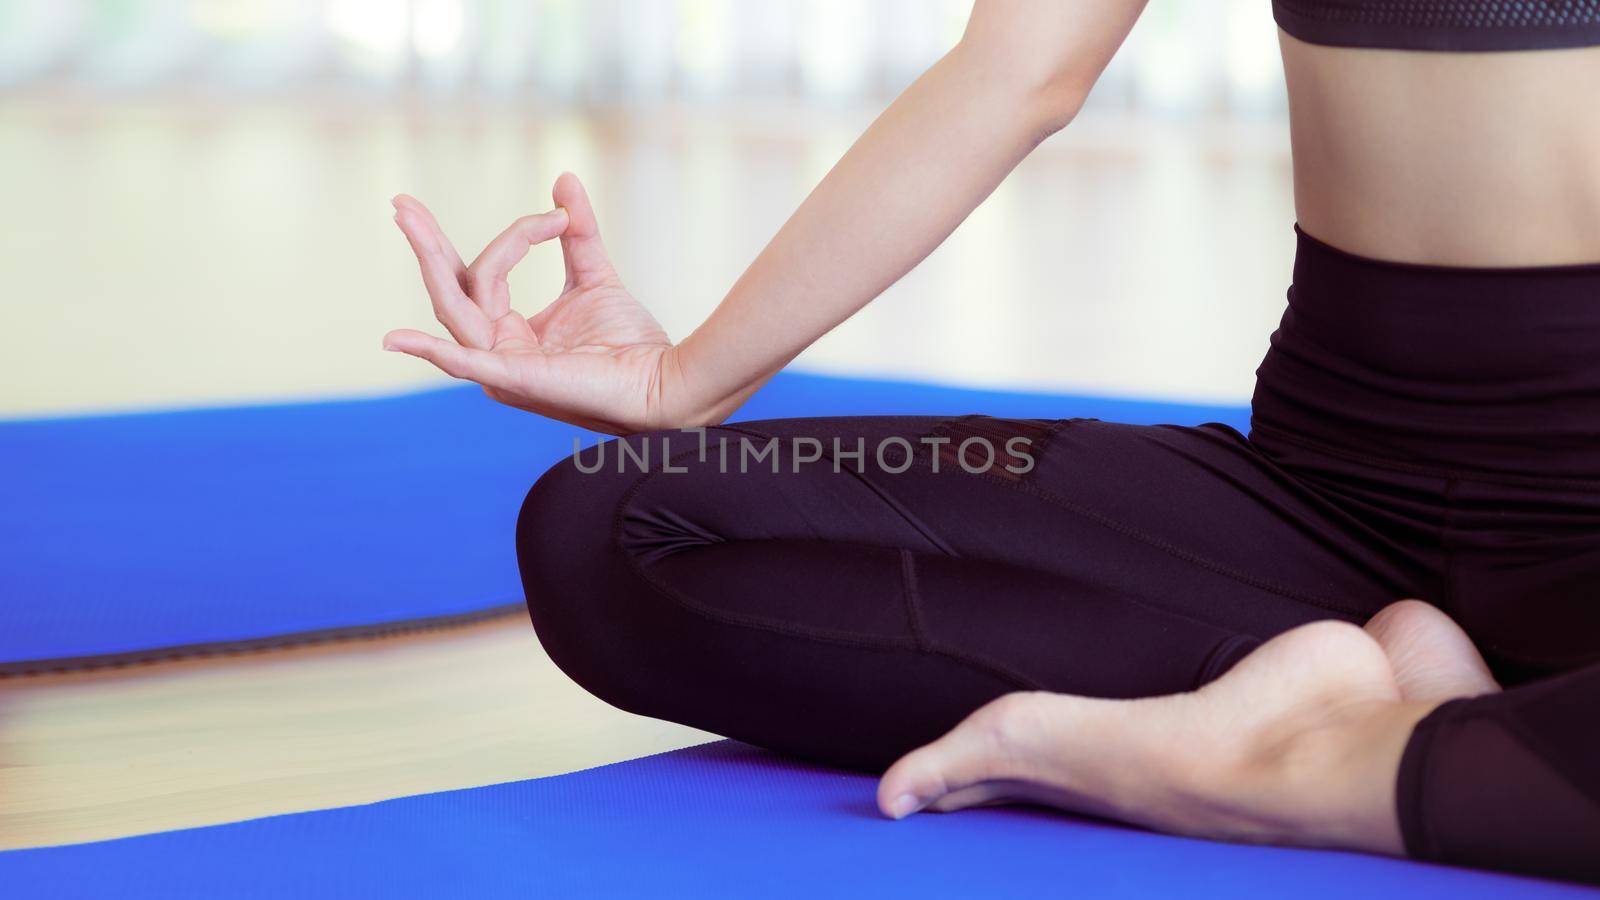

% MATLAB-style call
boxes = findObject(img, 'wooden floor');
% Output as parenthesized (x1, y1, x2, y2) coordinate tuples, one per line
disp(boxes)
(0, 616, 710, 850)
(0, 93, 1294, 851)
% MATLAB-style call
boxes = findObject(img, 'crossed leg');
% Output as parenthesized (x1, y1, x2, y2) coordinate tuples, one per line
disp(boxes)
(877, 600, 1502, 853)
(517, 414, 1597, 877)
(517, 414, 1424, 769)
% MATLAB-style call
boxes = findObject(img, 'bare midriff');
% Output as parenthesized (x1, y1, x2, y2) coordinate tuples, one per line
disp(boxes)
(1280, 31, 1600, 267)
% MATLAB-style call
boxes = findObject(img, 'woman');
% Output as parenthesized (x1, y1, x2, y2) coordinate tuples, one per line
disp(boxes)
(385, 1, 1600, 883)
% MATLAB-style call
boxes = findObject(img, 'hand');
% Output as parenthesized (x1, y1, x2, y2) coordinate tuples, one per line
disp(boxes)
(877, 600, 1501, 856)
(384, 173, 702, 435)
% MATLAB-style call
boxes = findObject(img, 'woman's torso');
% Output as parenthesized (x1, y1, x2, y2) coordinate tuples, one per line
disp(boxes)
(1277, 32, 1600, 267)
(1248, 5, 1600, 668)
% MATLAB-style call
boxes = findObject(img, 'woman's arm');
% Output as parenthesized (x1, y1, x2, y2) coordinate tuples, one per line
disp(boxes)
(385, 1, 1148, 434)
(667, 0, 1150, 424)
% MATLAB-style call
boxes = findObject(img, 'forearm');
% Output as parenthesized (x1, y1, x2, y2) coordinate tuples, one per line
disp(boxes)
(664, 44, 1088, 425)
(389, 3, 1148, 432)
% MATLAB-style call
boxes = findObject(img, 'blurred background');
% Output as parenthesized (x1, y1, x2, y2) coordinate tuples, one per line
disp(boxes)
(0, 0, 1296, 417)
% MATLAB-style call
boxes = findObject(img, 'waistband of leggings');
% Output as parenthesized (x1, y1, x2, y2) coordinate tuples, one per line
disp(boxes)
(1250, 227, 1600, 482)
(1290, 224, 1600, 318)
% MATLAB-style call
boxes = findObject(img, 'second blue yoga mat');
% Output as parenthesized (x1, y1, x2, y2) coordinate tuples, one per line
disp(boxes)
(0, 741, 1591, 899)
(0, 372, 1251, 670)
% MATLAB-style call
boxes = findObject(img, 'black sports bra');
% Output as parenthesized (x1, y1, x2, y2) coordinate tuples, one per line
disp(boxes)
(1272, 0, 1600, 51)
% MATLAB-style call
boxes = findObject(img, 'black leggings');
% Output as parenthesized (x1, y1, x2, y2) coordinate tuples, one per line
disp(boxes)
(515, 229, 1600, 884)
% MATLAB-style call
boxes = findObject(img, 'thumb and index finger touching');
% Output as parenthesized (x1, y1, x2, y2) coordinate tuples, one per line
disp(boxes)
(385, 173, 611, 388)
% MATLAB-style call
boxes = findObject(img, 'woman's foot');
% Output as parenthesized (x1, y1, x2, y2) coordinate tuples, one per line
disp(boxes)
(1362, 598, 1500, 701)
(877, 601, 1498, 855)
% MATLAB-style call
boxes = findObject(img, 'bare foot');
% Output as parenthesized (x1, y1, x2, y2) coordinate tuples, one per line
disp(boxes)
(877, 605, 1492, 856)
(1363, 599, 1500, 701)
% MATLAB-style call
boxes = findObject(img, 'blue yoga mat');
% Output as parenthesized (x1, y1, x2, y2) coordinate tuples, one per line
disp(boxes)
(1, 741, 1590, 898)
(0, 372, 1251, 672)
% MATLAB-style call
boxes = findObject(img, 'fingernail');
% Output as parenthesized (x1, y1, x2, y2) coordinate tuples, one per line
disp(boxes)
(888, 794, 922, 820)
(382, 341, 398, 352)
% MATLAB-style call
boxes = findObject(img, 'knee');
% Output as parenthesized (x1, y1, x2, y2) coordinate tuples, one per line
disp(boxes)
(514, 434, 677, 714)
(519, 441, 617, 574)
(516, 439, 633, 688)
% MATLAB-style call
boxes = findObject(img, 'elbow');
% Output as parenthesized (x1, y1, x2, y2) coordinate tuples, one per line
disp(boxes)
(947, 0, 1151, 140)
(1025, 75, 1094, 138)
(947, 39, 1095, 140)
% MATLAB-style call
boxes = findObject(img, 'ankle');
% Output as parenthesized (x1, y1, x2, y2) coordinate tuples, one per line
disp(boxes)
(1239, 698, 1434, 853)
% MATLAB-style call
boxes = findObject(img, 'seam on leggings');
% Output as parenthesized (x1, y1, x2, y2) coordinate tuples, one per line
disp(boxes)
(613, 457, 909, 648)
(894, 547, 1042, 691)
(714, 422, 957, 556)
(695, 421, 1366, 629)
(898, 549, 929, 650)
(921, 416, 1068, 483)
(1414, 701, 1600, 847)
(1183, 424, 1427, 605)
(956, 462, 1369, 617)
(619, 529, 1037, 689)
(923, 644, 1041, 691)
(1496, 700, 1600, 808)
(1193, 633, 1259, 688)
(1395, 699, 1450, 859)
(608, 452, 1037, 689)
(1441, 478, 1460, 612)
(1250, 421, 1600, 489)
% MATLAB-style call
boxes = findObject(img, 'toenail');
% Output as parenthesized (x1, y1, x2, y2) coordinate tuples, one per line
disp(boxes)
(888, 794, 923, 819)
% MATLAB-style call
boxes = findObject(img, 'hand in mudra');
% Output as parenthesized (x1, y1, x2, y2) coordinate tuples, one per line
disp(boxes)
(385, 173, 683, 435)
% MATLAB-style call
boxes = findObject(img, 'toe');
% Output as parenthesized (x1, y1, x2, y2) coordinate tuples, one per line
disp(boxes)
(877, 691, 1049, 819)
